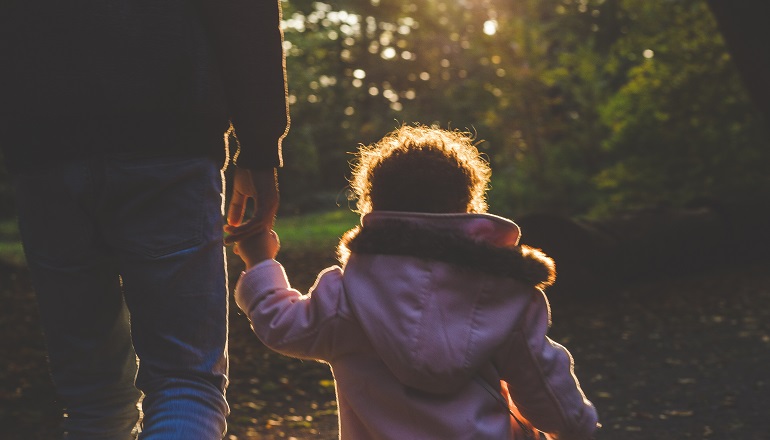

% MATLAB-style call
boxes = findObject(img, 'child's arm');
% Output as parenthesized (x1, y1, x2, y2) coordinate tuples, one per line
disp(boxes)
(496, 290, 599, 440)
(231, 229, 280, 269)
(232, 231, 349, 360)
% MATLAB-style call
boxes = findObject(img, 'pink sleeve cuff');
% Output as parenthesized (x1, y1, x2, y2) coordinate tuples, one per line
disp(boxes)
(234, 259, 290, 312)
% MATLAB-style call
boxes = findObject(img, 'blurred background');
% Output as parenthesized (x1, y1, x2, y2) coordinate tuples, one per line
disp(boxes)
(271, 0, 768, 219)
(2, 0, 769, 225)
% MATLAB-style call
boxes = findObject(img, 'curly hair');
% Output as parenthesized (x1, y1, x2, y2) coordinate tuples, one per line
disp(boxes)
(350, 125, 491, 214)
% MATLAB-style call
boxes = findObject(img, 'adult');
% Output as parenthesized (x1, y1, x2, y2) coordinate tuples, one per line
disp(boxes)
(0, 0, 289, 438)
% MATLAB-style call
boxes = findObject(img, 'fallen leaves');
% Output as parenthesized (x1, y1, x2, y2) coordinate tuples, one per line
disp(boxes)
(3, 253, 770, 439)
(549, 261, 770, 439)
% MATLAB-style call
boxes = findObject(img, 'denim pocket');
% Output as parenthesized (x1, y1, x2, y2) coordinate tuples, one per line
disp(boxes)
(106, 156, 221, 259)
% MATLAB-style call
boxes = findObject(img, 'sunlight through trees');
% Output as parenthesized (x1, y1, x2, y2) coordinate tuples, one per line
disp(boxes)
(272, 0, 768, 218)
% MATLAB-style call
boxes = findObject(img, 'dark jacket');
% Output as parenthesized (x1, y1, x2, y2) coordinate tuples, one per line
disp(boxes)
(0, 0, 288, 172)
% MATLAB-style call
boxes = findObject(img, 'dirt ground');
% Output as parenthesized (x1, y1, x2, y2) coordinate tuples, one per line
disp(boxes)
(2, 250, 769, 439)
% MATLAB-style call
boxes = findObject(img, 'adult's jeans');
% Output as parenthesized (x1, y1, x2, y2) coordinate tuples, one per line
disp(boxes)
(13, 155, 229, 439)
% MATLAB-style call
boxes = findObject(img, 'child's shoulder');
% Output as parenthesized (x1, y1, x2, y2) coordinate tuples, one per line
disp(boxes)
(362, 211, 522, 248)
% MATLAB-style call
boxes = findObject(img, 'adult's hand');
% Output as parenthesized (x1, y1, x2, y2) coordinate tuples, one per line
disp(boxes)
(224, 167, 279, 245)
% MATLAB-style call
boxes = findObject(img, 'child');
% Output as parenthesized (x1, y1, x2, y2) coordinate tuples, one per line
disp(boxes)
(230, 126, 599, 439)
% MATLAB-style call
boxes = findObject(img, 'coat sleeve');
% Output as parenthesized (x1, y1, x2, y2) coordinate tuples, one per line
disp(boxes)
(234, 260, 346, 360)
(495, 289, 599, 440)
(198, 0, 289, 169)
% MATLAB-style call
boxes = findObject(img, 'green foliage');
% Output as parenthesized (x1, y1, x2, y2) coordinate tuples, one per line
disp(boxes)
(1, 0, 766, 220)
(0, 218, 24, 267)
(593, 0, 769, 215)
(275, 0, 769, 218)
(274, 208, 359, 251)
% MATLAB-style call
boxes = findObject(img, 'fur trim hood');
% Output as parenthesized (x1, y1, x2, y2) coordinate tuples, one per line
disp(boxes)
(338, 211, 555, 289)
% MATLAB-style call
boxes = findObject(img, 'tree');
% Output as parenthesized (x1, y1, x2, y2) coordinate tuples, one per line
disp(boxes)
(593, 0, 769, 215)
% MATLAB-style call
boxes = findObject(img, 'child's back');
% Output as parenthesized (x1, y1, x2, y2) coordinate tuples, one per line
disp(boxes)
(234, 126, 598, 439)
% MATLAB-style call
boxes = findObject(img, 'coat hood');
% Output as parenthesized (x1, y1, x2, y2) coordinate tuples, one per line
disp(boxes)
(338, 211, 556, 394)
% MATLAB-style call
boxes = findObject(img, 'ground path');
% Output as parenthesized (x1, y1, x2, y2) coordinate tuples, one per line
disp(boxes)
(2, 250, 769, 439)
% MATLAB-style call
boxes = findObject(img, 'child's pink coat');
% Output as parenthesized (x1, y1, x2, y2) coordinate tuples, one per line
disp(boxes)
(235, 212, 598, 439)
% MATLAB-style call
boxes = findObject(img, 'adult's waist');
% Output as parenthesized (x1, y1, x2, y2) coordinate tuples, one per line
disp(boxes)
(1, 111, 229, 173)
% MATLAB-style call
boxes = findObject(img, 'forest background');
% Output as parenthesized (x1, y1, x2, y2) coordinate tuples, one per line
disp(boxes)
(0, 0, 769, 221)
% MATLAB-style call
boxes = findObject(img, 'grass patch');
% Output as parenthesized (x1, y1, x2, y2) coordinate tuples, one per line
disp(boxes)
(0, 209, 359, 268)
(0, 219, 19, 236)
(274, 208, 359, 251)
(0, 218, 25, 267)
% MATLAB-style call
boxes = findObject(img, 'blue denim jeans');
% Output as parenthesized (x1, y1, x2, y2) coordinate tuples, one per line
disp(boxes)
(13, 156, 229, 439)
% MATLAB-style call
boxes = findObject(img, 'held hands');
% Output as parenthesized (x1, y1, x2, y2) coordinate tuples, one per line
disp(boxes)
(233, 230, 280, 269)
(224, 167, 279, 245)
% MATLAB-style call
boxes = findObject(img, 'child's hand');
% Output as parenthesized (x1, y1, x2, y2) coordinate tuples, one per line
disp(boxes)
(232, 230, 280, 269)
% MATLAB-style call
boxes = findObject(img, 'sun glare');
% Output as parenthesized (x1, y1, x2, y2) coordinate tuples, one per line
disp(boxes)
(381, 47, 397, 59)
(483, 20, 498, 36)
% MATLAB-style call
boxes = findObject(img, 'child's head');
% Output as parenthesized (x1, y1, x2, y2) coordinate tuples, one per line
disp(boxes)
(351, 125, 491, 214)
